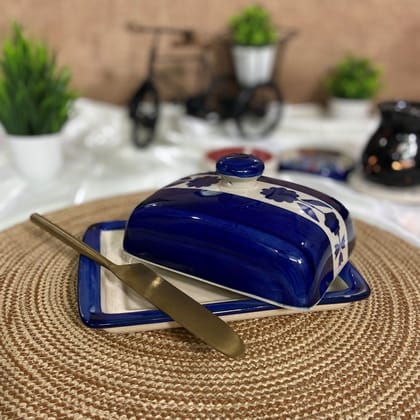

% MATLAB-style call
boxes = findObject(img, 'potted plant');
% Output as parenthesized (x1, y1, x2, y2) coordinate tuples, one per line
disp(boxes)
(326, 55, 382, 119)
(0, 23, 76, 181)
(228, 4, 278, 87)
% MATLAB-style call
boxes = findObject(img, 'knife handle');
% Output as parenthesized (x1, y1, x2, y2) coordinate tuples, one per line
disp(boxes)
(30, 213, 114, 270)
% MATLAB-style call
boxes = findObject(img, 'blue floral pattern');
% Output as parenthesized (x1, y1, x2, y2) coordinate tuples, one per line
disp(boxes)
(166, 176, 192, 188)
(324, 212, 340, 235)
(261, 187, 299, 203)
(187, 176, 220, 188)
(261, 186, 346, 266)
(334, 236, 346, 265)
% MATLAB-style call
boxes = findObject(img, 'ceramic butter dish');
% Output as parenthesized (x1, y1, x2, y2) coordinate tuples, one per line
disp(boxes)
(123, 154, 355, 309)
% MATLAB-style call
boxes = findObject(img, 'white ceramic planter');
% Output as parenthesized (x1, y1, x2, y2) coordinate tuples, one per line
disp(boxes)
(7, 132, 63, 182)
(232, 45, 276, 87)
(329, 98, 372, 119)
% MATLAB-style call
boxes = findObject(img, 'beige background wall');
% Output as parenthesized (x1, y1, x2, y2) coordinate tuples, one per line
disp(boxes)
(1, 0, 419, 105)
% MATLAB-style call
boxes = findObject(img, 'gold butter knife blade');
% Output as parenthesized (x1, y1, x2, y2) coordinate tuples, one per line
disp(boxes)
(30, 213, 245, 359)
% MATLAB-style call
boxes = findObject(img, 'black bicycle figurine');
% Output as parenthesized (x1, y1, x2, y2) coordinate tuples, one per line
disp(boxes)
(126, 23, 295, 147)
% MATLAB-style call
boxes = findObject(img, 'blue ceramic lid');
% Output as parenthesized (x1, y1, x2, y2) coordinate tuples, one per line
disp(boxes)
(216, 153, 265, 178)
(123, 153, 355, 309)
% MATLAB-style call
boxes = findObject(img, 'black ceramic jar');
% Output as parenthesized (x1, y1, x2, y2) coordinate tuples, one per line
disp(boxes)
(362, 101, 420, 187)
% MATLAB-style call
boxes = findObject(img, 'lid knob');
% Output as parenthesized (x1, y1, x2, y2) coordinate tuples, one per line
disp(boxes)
(216, 153, 265, 179)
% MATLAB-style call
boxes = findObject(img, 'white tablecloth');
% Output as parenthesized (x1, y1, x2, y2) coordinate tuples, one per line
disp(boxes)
(0, 98, 419, 247)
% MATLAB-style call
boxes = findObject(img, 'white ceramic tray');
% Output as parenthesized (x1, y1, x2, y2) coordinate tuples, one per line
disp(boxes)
(78, 221, 370, 333)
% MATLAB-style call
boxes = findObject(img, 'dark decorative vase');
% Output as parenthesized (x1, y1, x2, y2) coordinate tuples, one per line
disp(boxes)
(362, 101, 420, 187)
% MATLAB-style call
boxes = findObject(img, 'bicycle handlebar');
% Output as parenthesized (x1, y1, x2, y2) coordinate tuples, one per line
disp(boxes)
(126, 22, 194, 39)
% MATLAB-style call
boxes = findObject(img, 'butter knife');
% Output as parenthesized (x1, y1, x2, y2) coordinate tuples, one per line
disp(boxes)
(30, 213, 245, 359)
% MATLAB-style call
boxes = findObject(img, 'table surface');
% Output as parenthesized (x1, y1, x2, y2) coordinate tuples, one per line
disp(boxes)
(0, 98, 419, 247)
(1, 101, 419, 418)
(1, 191, 419, 418)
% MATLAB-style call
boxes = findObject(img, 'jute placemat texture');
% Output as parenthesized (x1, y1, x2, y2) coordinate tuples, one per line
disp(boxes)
(0, 192, 419, 419)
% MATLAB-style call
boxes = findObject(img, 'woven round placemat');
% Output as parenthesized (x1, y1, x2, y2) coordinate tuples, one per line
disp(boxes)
(0, 192, 419, 419)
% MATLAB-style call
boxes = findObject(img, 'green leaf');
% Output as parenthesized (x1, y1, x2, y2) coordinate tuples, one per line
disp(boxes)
(326, 55, 382, 99)
(228, 4, 277, 46)
(0, 22, 77, 135)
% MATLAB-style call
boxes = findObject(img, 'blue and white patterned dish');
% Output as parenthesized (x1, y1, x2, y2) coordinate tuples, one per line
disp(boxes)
(123, 153, 357, 309)
(78, 221, 370, 331)
(278, 148, 355, 181)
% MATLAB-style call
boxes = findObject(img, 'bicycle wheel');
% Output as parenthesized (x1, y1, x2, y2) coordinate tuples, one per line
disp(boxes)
(128, 80, 159, 148)
(201, 76, 242, 122)
(234, 82, 283, 139)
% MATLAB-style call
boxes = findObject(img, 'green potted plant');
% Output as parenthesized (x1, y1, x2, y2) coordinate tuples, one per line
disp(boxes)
(326, 55, 382, 119)
(0, 23, 76, 181)
(228, 4, 278, 87)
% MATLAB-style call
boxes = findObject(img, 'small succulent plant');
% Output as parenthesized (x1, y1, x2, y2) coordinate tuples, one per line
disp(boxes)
(326, 55, 382, 99)
(229, 4, 278, 46)
(0, 23, 77, 135)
